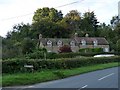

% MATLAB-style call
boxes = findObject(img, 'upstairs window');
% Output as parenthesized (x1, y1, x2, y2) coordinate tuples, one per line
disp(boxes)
(47, 40, 52, 47)
(81, 39, 86, 46)
(57, 40, 62, 47)
(70, 41, 75, 47)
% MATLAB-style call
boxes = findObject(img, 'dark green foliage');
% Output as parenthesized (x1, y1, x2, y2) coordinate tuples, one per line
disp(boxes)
(21, 38, 35, 54)
(79, 48, 103, 53)
(25, 48, 47, 59)
(46, 52, 57, 59)
(33, 7, 63, 23)
(26, 52, 115, 59)
(2, 38, 22, 59)
(79, 11, 99, 37)
(32, 19, 71, 38)
(3, 7, 120, 60)
(2, 56, 120, 73)
(52, 71, 65, 78)
(116, 39, 120, 52)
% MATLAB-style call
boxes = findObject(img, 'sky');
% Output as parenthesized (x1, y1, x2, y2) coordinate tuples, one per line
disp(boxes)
(0, 0, 119, 37)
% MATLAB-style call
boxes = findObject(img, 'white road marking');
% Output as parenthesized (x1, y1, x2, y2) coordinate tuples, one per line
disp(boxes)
(98, 73, 114, 81)
(28, 86, 34, 88)
(81, 85, 88, 88)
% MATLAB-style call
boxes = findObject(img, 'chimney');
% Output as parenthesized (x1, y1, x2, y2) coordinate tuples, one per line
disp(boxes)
(85, 33, 89, 37)
(74, 32, 78, 38)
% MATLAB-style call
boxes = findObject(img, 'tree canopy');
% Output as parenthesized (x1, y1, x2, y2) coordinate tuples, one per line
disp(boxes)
(2, 7, 120, 59)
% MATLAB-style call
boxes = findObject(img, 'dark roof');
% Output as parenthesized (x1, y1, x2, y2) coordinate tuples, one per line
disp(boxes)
(40, 37, 109, 45)
(41, 38, 75, 46)
(74, 37, 109, 45)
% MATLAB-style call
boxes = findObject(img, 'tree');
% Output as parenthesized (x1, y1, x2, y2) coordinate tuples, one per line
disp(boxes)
(6, 23, 31, 41)
(32, 7, 63, 23)
(116, 39, 120, 52)
(114, 23, 120, 39)
(110, 16, 119, 29)
(64, 10, 81, 33)
(2, 38, 22, 59)
(31, 7, 74, 38)
(21, 38, 35, 54)
(80, 11, 99, 37)
(32, 19, 70, 38)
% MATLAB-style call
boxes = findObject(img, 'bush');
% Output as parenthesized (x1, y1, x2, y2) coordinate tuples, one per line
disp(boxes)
(46, 52, 57, 59)
(59, 45, 72, 53)
(25, 48, 47, 59)
(26, 51, 44, 59)
(79, 48, 103, 53)
(2, 56, 120, 73)
(26, 52, 117, 59)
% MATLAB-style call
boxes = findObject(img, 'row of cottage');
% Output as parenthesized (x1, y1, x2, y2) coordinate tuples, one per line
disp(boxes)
(38, 34, 109, 53)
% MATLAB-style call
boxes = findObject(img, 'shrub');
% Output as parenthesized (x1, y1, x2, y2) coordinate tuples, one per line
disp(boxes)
(46, 52, 57, 59)
(26, 51, 44, 59)
(58, 45, 72, 53)
(25, 48, 47, 59)
(21, 38, 35, 54)
(2, 56, 120, 73)
(79, 48, 103, 53)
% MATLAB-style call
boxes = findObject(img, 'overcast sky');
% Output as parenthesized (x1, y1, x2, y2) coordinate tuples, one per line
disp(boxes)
(0, 0, 119, 37)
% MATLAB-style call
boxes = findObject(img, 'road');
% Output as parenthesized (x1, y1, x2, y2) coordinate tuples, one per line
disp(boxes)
(2, 67, 119, 90)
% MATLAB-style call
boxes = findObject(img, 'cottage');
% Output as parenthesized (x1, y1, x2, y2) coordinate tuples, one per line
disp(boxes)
(38, 34, 109, 53)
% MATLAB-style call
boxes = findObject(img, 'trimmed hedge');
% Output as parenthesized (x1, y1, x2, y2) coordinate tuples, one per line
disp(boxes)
(2, 56, 120, 73)
(25, 51, 118, 59)
(79, 48, 103, 53)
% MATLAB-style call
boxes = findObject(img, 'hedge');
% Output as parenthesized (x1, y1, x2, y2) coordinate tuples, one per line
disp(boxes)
(2, 56, 120, 73)
(25, 51, 118, 59)
(79, 48, 103, 53)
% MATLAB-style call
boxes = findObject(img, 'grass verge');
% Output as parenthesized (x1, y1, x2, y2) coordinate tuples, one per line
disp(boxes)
(2, 62, 119, 87)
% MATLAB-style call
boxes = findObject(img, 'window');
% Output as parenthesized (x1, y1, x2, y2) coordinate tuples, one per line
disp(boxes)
(70, 41, 75, 47)
(93, 40, 98, 46)
(57, 40, 62, 47)
(47, 40, 52, 47)
(81, 39, 86, 46)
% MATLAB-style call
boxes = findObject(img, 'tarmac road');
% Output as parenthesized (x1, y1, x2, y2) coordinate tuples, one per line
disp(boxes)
(2, 67, 119, 90)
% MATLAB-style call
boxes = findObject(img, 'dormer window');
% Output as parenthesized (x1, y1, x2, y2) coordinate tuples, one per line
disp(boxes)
(81, 39, 86, 46)
(57, 40, 62, 47)
(93, 40, 98, 46)
(47, 40, 52, 47)
(70, 41, 75, 47)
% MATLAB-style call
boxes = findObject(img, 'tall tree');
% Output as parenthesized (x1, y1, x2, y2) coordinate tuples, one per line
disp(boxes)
(32, 7, 71, 38)
(32, 19, 71, 38)
(64, 10, 81, 33)
(32, 7, 63, 23)
(80, 11, 99, 37)
(6, 23, 31, 41)
(110, 16, 119, 29)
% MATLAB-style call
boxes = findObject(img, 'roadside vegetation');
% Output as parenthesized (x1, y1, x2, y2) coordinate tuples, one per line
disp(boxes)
(1, 7, 120, 87)
(2, 56, 120, 73)
(2, 62, 119, 86)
